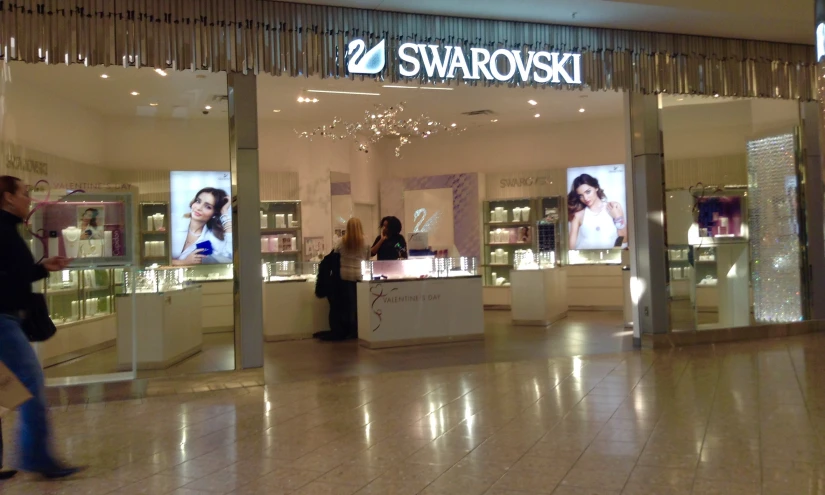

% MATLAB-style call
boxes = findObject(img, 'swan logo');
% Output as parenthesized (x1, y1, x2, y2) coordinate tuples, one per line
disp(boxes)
(347, 39, 386, 75)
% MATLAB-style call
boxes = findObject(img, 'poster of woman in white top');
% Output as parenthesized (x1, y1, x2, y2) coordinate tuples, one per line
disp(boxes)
(170, 171, 233, 265)
(567, 165, 628, 250)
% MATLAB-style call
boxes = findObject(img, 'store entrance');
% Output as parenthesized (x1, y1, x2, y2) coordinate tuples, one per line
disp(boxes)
(254, 74, 632, 367)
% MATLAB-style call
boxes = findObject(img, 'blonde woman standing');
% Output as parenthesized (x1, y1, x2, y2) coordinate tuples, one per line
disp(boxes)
(327, 217, 369, 340)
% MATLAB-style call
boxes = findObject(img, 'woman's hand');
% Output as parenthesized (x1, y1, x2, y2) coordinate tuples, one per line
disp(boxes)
(606, 202, 623, 219)
(41, 257, 70, 272)
(180, 249, 205, 265)
(221, 198, 231, 217)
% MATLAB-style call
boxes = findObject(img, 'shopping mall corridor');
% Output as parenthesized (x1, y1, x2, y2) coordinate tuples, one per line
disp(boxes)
(3, 329, 824, 494)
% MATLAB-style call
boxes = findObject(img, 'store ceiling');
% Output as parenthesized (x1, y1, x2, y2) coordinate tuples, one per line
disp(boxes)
(289, 0, 812, 45)
(9, 62, 625, 131)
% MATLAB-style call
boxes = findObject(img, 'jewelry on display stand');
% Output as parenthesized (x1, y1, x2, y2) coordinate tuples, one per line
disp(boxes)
(152, 213, 165, 230)
(62, 226, 81, 258)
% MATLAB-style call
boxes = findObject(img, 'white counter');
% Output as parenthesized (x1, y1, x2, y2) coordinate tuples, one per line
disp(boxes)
(263, 279, 328, 341)
(116, 285, 203, 370)
(357, 276, 484, 349)
(510, 268, 568, 326)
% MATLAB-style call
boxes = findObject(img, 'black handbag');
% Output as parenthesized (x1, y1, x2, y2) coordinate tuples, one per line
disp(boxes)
(22, 293, 56, 342)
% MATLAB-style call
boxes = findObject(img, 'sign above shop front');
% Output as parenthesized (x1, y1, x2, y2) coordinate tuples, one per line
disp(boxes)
(347, 39, 582, 85)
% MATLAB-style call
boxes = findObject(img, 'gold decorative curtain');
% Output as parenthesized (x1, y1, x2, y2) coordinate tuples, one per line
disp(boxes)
(0, 0, 815, 99)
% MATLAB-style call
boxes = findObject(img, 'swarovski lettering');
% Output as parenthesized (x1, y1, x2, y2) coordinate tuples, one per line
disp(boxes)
(500, 177, 552, 188)
(399, 43, 581, 84)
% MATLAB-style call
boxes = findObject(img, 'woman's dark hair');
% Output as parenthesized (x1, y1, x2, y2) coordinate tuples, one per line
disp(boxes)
(385, 216, 403, 237)
(567, 174, 606, 221)
(83, 208, 99, 228)
(188, 187, 229, 241)
(0, 175, 21, 209)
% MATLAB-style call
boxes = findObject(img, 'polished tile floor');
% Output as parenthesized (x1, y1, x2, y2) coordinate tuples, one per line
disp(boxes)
(43, 310, 632, 384)
(4, 329, 825, 494)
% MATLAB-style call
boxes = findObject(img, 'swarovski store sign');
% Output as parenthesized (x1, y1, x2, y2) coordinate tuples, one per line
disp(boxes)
(347, 39, 582, 84)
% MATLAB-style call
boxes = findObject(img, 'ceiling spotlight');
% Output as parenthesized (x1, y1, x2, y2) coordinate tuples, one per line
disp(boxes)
(713, 93, 720, 98)
(297, 97, 305, 102)
(491, 119, 498, 123)
(312, 98, 319, 103)
(130, 91, 139, 96)
(100, 74, 109, 79)
(579, 108, 585, 113)
(534, 113, 541, 118)
(204, 105, 212, 110)
(273, 109, 281, 113)
(677, 98, 684, 101)
(149, 102, 159, 107)
(427, 122, 433, 126)
(154, 68, 168, 76)
(451, 123, 457, 127)
(528, 100, 538, 106)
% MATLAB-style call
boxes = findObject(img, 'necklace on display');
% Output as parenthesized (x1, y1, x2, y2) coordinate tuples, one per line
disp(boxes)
(63, 227, 81, 242)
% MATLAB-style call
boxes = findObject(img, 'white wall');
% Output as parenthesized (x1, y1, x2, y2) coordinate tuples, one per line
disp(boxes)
(377, 117, 627, 178)
(2, 76, 105, 166)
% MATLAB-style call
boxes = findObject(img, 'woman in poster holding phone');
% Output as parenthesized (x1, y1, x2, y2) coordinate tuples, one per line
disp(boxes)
(172, 187, 233, 265)
(568, 174, 627, 250)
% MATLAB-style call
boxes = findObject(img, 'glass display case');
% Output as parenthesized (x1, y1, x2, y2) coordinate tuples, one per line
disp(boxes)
(140, 202, 170, 266)
(38, 268, 121, 325)
(183, 263, 234, 282)
(261, 200, 302, 263)
(263, 261, 320, 282)
(362, 257, 479, 281)
(483, 197, 565, 286)
(28, 191, 135, 267)
(122, 267, 187, 294)
(567, 249, 622, 265)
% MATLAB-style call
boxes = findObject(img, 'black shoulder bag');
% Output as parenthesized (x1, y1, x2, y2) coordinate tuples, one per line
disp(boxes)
(22, 293, 57, 342)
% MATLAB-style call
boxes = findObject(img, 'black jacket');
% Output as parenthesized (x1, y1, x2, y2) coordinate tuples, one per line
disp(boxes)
(0, 210, 48, 315)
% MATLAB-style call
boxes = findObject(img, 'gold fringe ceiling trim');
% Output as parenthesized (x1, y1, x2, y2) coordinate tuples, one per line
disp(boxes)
(0, 0, 815, 100)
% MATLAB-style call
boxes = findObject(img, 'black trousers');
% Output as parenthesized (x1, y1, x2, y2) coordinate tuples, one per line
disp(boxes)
(328, 281, 358, 338)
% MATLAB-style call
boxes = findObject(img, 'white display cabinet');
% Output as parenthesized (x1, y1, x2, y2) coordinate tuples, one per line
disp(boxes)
(510, 254, 568, 326)
(117, 267, 203, 370)
(262, 262, 326, 341)
(357, 258, 482, 349)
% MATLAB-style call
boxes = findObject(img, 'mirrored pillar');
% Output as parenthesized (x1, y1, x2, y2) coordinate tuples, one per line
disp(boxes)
(626, 93, 669, 337)
(228, 73, 264, 369)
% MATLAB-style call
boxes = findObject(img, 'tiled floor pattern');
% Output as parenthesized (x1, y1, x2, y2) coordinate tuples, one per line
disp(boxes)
(43, 311, 632, 405)
(4, 331, 825, 494)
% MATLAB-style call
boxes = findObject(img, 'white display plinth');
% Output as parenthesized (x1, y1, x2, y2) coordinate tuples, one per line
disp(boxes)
(200, 280, 233, 333)
(116, 286, 203, 370)
(263, 280, 328, 341)
(357, 276, 484, 349)
(510, 268, 568, 326)
(34, 314, 116, 368)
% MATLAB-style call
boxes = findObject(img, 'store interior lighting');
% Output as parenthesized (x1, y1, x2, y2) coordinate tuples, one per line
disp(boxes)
(528, 100, 537, 106)
(306, 89, 380, 96)
(382, 85, 454, 91)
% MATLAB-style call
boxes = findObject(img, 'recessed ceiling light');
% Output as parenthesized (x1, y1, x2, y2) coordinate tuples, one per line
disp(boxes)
(451, 123, 457, 127)
(579, 108, 585, 113)
(154, 68, 168, 76)
(100, 74, 109, 79)
(149, 102, 159, 107)
(528, 100, 537, 106)
(306, 89, 380, 96)
(534, 114, 540, 118)
(204, 105, 212, 110)
(273, 109, 281, 113)
(312, 98, 318, 103)
(130, 91, 139, 96)
(420, 87, 454, 91)
(677, 98, 684, 101)
(491, 119, 498, 123)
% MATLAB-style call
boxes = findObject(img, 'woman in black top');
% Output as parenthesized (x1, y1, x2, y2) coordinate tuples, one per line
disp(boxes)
(370, 216, 408, 260)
